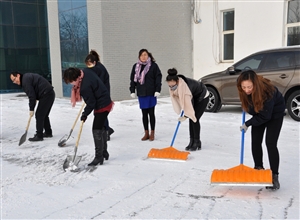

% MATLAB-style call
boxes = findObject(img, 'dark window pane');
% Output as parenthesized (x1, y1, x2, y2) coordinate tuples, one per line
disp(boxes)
(262, 52, 295, 70)
(0, 2, 13, 25)
(223, 11, 234, 31)
(72, 8, 88, 38)
(38, 27, 49, 48)
(0, 49, 17, 71)
(224, 33, 234, 60)
(13, 3, 38, 25)
(16, 49, 41, 70)
(235, 54, 265, 71)
(38, 4, 48, 27)
(287, 26, 300, 46)
(15, 26, 38, 48)
(0, 26, 15, 48)
(295, 51, 300, 66)
(288, 0, 300, 23)
(13, 0, 37, 3)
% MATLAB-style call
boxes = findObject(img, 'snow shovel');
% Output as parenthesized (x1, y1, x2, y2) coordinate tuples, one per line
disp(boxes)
(63, 120, 84, 171)
(19, 115, 33, 146)
(210, 111, 273, 186)
(147, 110, 190, 161)
(58, 102, 85, 147)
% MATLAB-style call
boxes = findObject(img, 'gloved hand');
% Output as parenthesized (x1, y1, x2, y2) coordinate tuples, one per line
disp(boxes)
(130, 93, 136, 98)
(240, 123, 248, 133)
(29, 111, 34, 117)
(178, 116, 187, 122)
(154, 92, 160, 97)
(81, 114, 87, 122)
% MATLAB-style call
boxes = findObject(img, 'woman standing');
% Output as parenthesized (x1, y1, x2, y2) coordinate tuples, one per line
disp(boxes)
(63, 67, 113, 166)
(129, 49, 162, 141)
(166, 68, 209, 151)
(237, 70, 285, 190)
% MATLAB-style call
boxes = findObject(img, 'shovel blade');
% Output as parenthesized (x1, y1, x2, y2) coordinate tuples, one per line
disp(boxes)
(19, 131, 28, 146)
(63, 155, 82, 171)
(58, 134, 74, 147)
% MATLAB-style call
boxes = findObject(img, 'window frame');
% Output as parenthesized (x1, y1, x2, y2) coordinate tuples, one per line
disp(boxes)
(221, 9, 235, 62)
(286, 0, 300, 46)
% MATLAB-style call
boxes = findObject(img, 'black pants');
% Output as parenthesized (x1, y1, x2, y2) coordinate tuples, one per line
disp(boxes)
(142, 106, 155, 131)
(189, 97, 209, 140)
(93, 111, 109, 130)
(35, 90, 55, 137)
(251, 116, 283, 175)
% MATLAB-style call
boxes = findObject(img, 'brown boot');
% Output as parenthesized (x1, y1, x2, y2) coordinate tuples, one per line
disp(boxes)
(149, 130, 155, 141)
(141, 130, 149, 141)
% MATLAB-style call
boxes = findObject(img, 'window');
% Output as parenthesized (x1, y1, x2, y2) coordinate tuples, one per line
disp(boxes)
(287, 0, 300, 46)
(222, 10, 234, 61)
(235, 54, 265, 71)
(261, 52, 295, 70)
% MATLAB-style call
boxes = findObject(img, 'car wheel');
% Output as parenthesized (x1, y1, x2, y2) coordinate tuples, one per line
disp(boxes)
(205, 87, 222, 112)
(287, 90, 300, 121)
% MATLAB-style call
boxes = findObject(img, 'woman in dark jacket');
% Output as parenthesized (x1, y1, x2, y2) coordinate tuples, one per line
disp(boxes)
(129, 49, 162, 141)
(63, 67, 113, 166)
(166, 68, 209, 151)
(237, 70, 285, 190)
(10, 71, 55, 141)
(85, 51, 114, 140)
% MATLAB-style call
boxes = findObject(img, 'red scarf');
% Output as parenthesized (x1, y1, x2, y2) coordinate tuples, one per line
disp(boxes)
(71, 70, 84, 107)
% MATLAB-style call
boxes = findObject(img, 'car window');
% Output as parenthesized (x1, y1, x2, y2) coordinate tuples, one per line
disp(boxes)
(234, 54, 264, 71)
(261, 51, 295, 70)
(295, 51, 300, 66)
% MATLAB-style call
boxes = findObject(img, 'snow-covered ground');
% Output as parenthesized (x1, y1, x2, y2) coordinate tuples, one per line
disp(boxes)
(1, 93, 299, 219)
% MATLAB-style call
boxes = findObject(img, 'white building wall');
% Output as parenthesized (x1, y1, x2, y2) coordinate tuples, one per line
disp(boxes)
(46, 0, 63, 97)
(193, 0, 287, 80)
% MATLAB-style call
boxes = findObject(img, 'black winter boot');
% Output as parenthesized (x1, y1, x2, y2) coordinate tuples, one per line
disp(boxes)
(188, 139, 201, 151)
(266, 174, 280, 190)
(28, 134, 43, 142)
(185, 138, 194, 151)
(88, 130, 105, 166)
(102, 129, 109, 160)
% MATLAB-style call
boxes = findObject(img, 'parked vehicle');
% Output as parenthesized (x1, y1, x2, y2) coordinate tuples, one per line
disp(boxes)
(200, 46, 300, 121)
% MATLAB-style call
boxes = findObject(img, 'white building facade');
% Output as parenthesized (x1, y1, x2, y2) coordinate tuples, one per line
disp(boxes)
(192, 0, 299, 80)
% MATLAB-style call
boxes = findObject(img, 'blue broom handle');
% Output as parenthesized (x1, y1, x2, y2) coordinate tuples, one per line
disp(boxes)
(170, 110, 184, 147)
(240, 111, 246, 164)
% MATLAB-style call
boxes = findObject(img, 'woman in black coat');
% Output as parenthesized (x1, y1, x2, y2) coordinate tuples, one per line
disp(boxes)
(129, 49, 162, 141)
(237, 70, 285, 190)
(63, 67, 113, 166)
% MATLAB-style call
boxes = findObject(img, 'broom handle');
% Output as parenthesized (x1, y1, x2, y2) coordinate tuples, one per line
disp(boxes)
(170, 110, 184, 147)
(71, 102, 86, 131)
(240, 111, 246, 165)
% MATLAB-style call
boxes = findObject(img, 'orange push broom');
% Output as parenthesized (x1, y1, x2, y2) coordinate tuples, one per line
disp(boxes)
(210, 111, 273, 186)
(147, 111, 190, 161)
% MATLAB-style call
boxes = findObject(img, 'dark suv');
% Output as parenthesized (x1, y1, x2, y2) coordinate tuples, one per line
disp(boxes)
(200, 46, 300, 121)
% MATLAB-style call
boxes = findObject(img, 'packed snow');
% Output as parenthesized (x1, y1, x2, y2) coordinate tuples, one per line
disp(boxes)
(1, 93, 299, 219)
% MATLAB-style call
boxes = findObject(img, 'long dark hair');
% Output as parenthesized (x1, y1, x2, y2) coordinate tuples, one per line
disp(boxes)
(237, 70, 275, 113)
(138, 49, 155, 62)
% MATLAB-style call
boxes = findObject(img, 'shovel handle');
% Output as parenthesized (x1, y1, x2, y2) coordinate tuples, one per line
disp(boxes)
(72, 120, 84, 161)
(26, 115, 33, 131)
(71, 102, 85, 131)
(240, 111, 246, 165)
(170, 110, 184, 147)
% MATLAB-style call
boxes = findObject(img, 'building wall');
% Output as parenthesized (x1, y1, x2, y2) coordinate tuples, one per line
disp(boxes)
(86, 0, 192, 101)
(47, 0, 63, 97)
(193, 0, 287, 80)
